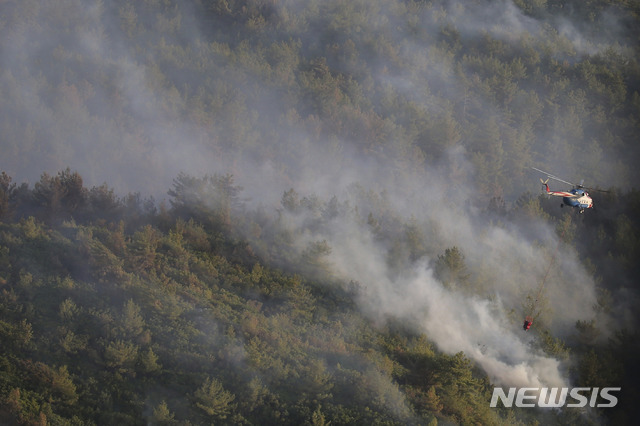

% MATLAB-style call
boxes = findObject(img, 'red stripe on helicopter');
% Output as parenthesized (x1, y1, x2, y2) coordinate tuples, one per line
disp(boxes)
(549, 191, 575, 197)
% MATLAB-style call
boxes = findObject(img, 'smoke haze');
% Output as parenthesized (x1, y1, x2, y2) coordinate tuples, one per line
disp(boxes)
(1, 0, 638, 403)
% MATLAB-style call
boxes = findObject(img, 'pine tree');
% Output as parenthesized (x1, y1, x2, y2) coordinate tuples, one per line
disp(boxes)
(194, 377, 236, 419)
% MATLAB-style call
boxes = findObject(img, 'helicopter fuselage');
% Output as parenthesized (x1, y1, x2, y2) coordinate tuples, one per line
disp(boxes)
(542, 182, 593, 212)
(562, 188, 592, 212)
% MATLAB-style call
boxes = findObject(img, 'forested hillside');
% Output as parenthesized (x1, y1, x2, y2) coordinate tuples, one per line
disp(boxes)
(0, 169, 638, 425)
(0, 0, 638, 195)
(1, 0, 639, 425)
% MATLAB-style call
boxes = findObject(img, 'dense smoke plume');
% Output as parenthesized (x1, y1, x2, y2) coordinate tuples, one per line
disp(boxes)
(1, 0, 637, 403)
(272, 163, 596, 389)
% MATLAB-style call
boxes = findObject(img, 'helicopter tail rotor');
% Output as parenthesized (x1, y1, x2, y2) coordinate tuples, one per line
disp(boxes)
(540, 178, 550, 192)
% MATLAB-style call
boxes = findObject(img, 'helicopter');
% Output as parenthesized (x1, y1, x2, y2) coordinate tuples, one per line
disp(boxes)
(531, 167, 608, 213)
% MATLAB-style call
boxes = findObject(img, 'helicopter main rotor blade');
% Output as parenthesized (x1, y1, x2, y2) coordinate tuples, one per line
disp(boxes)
(531, 167, 575, 187)
(584, 187, 612, 194)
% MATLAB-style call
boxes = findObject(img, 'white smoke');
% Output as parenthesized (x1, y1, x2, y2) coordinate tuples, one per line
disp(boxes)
(310, 193, 583, 389)
(0, 0, 622, 394)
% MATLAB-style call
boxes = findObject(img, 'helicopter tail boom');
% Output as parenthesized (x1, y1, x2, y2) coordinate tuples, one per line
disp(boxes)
(539, 177, 578, 198)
